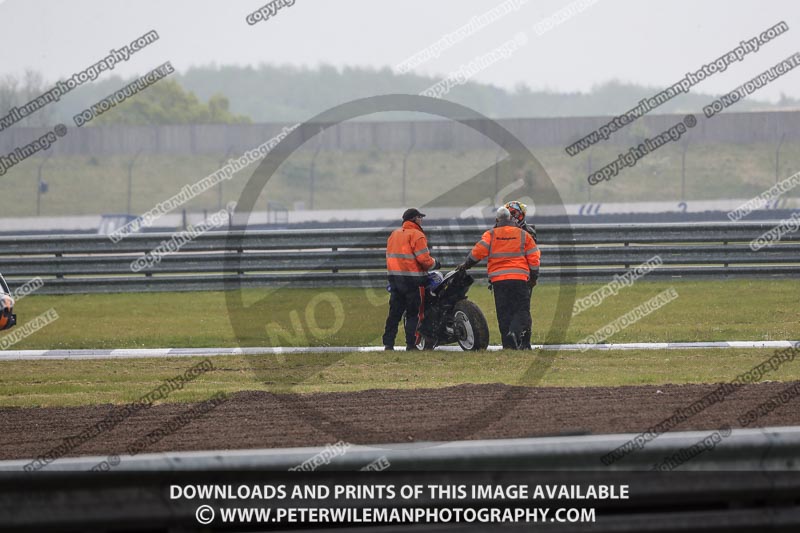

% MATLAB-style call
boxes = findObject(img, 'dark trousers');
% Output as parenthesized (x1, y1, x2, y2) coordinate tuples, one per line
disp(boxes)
(382, 282, 426, 349)
(492, 279, 532, 350)
(520, 285, 533, 348)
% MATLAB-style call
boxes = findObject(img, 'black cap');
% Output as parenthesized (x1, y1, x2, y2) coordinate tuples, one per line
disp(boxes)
(402, 208, 426, 221)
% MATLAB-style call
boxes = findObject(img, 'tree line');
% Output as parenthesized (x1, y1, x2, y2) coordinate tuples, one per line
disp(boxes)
(0, 64, 798, 126)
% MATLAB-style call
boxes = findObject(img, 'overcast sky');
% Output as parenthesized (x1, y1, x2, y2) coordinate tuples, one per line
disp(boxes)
(1, 0, 798, 101)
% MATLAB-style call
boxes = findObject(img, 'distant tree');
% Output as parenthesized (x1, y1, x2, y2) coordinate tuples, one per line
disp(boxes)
(4, 66, 800, 127)
(177, 64, 800, 122)
(0, 70, 55, 126)
(0, 75, 18, 116)
(93, 79, 250, 125)
(778, 92, 800, 108)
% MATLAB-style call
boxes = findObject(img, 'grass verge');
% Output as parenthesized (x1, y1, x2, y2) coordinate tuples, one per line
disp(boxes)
(1, 278, 797, 408)
(3, 279, 797, 350)
(0, 347, 796, 408)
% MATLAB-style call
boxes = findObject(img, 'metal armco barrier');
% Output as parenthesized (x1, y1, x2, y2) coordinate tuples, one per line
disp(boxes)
(2, 428, 800, 532)
(0, 222, 797, 294)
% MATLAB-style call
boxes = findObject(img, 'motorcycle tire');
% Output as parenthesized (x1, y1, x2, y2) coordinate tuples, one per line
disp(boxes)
(453, 300, 490, 351)
(415, 335, 437, 351)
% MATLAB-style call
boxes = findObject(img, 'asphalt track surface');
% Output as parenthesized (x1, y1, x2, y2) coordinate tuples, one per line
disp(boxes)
(1, 340, 797, 360)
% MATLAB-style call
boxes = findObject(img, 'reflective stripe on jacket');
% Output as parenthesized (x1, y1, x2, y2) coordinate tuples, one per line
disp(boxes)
(386, 220, 436, 279)
(469, 224, 540, 282)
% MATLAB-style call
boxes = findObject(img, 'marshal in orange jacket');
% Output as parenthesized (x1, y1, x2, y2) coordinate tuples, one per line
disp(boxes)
(468, 224, 540, 282)
(386, 220, 437, 280)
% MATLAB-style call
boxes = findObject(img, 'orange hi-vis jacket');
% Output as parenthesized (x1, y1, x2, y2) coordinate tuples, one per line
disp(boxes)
(469, 223, 540, 282)
(386, 220, 436, 280)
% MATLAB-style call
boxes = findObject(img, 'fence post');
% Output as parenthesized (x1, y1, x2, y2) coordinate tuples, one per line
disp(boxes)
(775, 132, 786, 184)
(36, 152, 52, 216)
(494, 147, 504, 205)
(680, 140, 690, 202)
(402, 123, 416, 206)
(586, 149, 593, 203)
(218, 146, 234, 211)
(309, 127, 324, 210)
(126, 148, 143, 216)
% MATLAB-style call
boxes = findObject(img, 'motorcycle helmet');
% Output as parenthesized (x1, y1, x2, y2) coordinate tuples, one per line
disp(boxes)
(504, 201, 527, 225)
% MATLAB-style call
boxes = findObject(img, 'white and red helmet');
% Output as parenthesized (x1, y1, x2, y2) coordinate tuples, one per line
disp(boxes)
(504, 201, 527, 224)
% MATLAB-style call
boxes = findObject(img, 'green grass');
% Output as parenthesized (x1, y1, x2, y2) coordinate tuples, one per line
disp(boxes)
(4, 279, 798, 350)
(0, 278, 797, 407)
(0, 347, 796, 408)
(2, 142, 799, 217)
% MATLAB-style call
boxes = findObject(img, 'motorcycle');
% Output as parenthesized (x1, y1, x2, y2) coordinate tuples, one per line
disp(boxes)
(414, 269, 490, 351)
(0, 273, 16, 331)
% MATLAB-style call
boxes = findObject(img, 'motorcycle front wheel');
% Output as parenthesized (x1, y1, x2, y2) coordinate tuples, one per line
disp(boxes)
(453, 300, 490, 351)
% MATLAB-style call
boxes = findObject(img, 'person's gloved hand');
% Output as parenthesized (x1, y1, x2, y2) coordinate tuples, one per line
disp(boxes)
(432, 258, 441, 270)
(456, 257, 478, 272)
(527, 271, 539, 289)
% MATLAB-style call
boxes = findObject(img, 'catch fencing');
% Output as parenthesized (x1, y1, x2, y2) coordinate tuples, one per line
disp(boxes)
(3, 110, 799, 156)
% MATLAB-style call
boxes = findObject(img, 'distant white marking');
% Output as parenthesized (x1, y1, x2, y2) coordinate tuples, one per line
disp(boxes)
(0, 341, 796, 361)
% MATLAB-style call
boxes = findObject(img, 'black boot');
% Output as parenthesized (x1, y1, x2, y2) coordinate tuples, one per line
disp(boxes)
(506, 332, 522, 350)
(519, 329, 532, 350)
